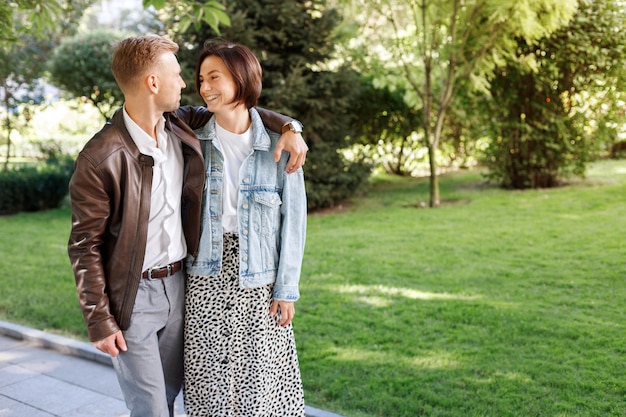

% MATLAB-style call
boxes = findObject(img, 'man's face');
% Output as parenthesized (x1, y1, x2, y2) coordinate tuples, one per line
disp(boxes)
(153, 52, 186, 112)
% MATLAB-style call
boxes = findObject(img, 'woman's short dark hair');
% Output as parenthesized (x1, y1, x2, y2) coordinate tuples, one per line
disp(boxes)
(195, 39, 262, 109)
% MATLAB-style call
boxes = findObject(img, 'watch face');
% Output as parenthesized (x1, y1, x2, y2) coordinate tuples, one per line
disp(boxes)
(290, 121, 302, 132)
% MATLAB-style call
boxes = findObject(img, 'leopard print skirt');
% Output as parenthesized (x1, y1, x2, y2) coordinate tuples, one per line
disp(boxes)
(183, 233, 305, 417)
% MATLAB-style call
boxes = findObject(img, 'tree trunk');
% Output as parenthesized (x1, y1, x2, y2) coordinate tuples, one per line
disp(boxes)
(2, 82, 11, 172)
(428, 143, 439, 207)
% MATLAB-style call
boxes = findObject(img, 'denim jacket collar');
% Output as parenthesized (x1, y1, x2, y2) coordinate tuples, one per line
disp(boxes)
(194, 107, 271, 152)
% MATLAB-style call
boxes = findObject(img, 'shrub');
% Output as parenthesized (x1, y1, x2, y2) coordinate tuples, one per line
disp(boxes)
(0, 156, 74, 215)
(304, 141, 372, 211)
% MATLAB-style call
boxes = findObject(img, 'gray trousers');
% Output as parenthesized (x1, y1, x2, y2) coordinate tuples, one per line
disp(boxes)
(112, 269, 185, 417)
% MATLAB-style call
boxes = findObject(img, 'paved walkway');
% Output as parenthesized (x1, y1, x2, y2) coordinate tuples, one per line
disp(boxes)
(0, 321, 344, 417)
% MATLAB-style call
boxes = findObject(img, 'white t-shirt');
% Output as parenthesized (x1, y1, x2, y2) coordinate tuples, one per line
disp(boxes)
(214, 121, 254, 233)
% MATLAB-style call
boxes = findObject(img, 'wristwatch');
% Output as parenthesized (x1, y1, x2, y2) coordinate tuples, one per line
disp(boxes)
(282, 120, 303, 134)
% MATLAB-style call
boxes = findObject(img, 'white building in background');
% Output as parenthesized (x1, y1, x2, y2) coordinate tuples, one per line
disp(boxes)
(79, 0, 157, 33)
(94, 0, 144, 27)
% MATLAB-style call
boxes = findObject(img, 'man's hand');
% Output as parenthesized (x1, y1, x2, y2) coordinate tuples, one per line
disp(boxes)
(270, 300, 295, 327)
(93, 330, 127, 357)
(274, 131, 308, 174)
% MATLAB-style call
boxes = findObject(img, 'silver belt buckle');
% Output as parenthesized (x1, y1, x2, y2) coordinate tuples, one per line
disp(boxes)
(167, 263, 172, 276)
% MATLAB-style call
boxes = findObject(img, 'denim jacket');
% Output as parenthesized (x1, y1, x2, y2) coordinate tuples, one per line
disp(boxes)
(185, 108, 307, 301)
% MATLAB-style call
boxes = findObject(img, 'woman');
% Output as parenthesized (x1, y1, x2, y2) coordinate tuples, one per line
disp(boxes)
(183, 39, 307, 417)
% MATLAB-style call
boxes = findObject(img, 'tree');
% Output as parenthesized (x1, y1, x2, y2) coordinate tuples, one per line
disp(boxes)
(164, 0, 372, 210)
(143, 0, 230, 34)
(0, 35, 55, 170)
(343, 0, 577, 206)
(1, 0, 93, 168)
(481, 0, 626, 188)
(350, 77, 423, 176)
(1, 0, 60, 170)
(47, 30, 127, 121)
(0, 1, 62, 42)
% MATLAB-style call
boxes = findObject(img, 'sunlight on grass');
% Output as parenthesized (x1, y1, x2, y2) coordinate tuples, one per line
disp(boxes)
(409, 351, 461, 369)
(583, 159, 626, 183)
(353, 296, 391, 307)
(337, 284, 481, 301)
(472, 370, 533, 385)
(329, 346, 460, 370)
(556, 213, 581, 220)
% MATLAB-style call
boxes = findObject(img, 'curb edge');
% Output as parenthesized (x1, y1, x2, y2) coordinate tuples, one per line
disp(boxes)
(0, 320, 346, 417)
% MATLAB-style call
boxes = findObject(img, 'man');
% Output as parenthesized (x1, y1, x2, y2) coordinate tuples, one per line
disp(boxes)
(67, 35, 307, 417)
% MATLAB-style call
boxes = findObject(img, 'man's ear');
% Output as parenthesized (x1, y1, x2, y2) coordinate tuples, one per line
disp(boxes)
(146, 74, 159, 94)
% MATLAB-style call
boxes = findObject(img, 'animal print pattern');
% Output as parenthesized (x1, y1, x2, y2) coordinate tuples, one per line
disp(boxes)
(184, 233, 305, 417)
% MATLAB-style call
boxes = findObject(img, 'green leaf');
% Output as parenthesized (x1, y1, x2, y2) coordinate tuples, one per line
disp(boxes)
(143, 0, 167, 10)
(178, 17, 192, 35)
(213, 10, 231, 27)
(204, 0, 226, 12)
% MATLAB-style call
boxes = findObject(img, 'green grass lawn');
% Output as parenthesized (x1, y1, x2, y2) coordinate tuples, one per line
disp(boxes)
(2, 160, 626, 416)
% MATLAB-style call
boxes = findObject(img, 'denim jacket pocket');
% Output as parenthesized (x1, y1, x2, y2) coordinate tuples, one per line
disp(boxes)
(252, 191, 282, 237)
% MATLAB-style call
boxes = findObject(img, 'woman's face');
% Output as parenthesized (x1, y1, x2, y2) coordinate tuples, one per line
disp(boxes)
(198, 55, 238, 114)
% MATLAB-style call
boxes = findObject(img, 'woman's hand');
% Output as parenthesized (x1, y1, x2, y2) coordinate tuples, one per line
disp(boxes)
(270, 300, 295, 326)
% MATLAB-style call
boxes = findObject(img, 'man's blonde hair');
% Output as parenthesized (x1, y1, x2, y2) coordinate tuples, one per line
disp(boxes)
(111, 35, 179, 93)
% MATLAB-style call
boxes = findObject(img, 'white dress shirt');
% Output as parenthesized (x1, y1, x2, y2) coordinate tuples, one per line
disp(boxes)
(123, 107, 186, 271)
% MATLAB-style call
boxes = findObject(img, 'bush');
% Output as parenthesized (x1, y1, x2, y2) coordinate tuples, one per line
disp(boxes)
(0, 157, 74, 215)
(304, 141, 372, 210)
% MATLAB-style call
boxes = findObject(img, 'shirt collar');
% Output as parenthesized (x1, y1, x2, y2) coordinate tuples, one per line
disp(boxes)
(123, 105, 168, 157)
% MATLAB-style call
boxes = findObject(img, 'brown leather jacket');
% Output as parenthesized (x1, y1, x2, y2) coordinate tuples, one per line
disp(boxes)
(68, 106, 289, 342)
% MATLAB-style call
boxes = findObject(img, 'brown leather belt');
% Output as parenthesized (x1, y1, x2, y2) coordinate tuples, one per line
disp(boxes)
(142, 260, 183, 279)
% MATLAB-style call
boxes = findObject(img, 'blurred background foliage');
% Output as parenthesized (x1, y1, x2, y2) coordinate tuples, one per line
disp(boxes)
(1, 0, 626, 212)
